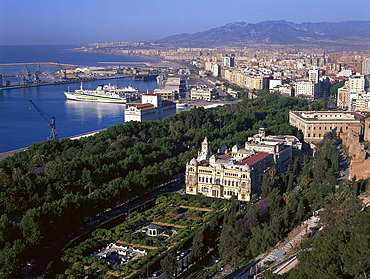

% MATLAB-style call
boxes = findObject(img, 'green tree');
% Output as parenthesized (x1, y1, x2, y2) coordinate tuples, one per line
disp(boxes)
(160, 252, 177, 279)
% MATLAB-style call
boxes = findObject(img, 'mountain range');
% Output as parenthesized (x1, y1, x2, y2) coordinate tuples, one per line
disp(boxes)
(150, 20, 370, 49)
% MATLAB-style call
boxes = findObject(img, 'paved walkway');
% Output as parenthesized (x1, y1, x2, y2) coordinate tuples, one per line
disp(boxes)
(0, 147, 27, 161)
(231, 214, 320, 279)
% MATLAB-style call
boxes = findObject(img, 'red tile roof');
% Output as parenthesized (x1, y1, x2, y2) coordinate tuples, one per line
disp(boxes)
(235, 152, 271, 166)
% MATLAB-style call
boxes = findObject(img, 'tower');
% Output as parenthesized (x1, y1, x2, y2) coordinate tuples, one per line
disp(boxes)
(364, 118, 370, 142)
(362, 60, 370, 75)
(198, 137, 212, 161)
(308, 68, 319, 83)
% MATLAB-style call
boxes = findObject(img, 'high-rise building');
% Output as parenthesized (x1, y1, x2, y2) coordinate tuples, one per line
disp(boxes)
(221, 56, 235, 67)
(211, 64, 221, 77)
(294, 82, 320, 100)
(308, 68, 319, 83)
(363, 59, 370, 75)
(348, 74, 366, 93)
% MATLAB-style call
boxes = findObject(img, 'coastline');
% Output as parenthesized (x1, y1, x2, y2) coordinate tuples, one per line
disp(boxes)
(0, 128, 108, 161)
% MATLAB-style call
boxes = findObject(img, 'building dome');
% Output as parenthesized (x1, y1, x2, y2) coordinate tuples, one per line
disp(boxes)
(190, 158, 198, 165)
(219, 145, 228, 153)
(232, 144, 239, 152)
(242, 164, 250, 171)
(209, 155, 216, 163)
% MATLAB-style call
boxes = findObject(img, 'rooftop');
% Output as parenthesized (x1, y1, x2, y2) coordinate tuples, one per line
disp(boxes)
(290, 111, 363, 121)
(235, 152, 271, 166)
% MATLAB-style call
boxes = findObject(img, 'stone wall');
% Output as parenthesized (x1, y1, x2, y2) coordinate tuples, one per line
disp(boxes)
(340, 130, 370, 180)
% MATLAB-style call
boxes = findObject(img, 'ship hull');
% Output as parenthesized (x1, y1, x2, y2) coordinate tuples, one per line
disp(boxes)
(64, 92, 127, 103)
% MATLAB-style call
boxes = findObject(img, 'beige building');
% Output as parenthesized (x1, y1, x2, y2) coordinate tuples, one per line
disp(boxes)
(245, 76, 264, 90)
(153, 89, 177, 101)
(349, 93, 370, 112)
(190, 86, 217, 100)
(245, 127, 302, 173)
(185, 137, 275, 202)
(289, 111, 364, 142)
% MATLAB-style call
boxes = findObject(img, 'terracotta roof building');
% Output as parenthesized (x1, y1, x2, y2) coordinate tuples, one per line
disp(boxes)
(124, 94, 176, 122)
(185, 137, 274, 202)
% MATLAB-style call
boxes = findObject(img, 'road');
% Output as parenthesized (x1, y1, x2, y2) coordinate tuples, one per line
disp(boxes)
(230, 214, 321, 279)
(337, 147, 350, 182)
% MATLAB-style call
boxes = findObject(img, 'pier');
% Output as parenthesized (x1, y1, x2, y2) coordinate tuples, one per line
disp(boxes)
(0, 74, 133, 90)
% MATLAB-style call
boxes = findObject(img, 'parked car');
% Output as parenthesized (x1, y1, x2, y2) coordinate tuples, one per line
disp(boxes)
(152, 270, 162, 277)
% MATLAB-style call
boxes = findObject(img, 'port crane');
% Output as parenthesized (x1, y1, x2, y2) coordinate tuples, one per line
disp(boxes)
(57, 61, 67, 80)
(28, 100, 58, 140)
(34, 64, 42, 84)
(20, 65, 33, 85)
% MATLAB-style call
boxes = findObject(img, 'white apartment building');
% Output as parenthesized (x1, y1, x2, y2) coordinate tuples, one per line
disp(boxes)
(308, 68, 319, 83)
(348, 74, 366, 93)
(221, 56, 235, 67)
(294, 81, 320, 100)
(269, 79, 282, 90)
(211, 64, 221, 77)
(124, 94, 176, 122)
(362, 59, 370, 75)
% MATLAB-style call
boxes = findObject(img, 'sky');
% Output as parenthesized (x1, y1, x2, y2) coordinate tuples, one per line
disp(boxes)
(1, 0, 369, 46)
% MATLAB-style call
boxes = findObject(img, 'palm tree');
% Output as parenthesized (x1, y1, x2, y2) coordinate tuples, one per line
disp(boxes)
(11, 168, 23, 188)
(54, 181, 66, 196)
(84, 181, 96, 195)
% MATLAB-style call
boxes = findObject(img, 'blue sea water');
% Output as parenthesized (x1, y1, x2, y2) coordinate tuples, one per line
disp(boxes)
(0, 45, 158, 153)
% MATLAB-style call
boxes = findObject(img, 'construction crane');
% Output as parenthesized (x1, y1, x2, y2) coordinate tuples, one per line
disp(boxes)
(20, 65, 33, 85)
(34, 64, 42, 84)
(57, 61, 67, 80)
(28, 100, 58, 140)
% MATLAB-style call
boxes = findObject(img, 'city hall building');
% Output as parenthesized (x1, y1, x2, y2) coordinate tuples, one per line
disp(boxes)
(185, 131, 300, 202)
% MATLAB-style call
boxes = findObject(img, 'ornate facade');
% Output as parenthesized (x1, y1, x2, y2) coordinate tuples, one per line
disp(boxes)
(185, 137, 274, 202)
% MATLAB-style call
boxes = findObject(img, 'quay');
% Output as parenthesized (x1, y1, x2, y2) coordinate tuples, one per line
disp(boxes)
(0, 74, 133, 90)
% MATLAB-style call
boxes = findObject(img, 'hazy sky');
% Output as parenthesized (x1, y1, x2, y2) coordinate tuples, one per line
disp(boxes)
(1, 0, 369, 45)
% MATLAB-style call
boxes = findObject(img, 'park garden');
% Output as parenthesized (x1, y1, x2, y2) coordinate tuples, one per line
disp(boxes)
(56, 193, 227, 278)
